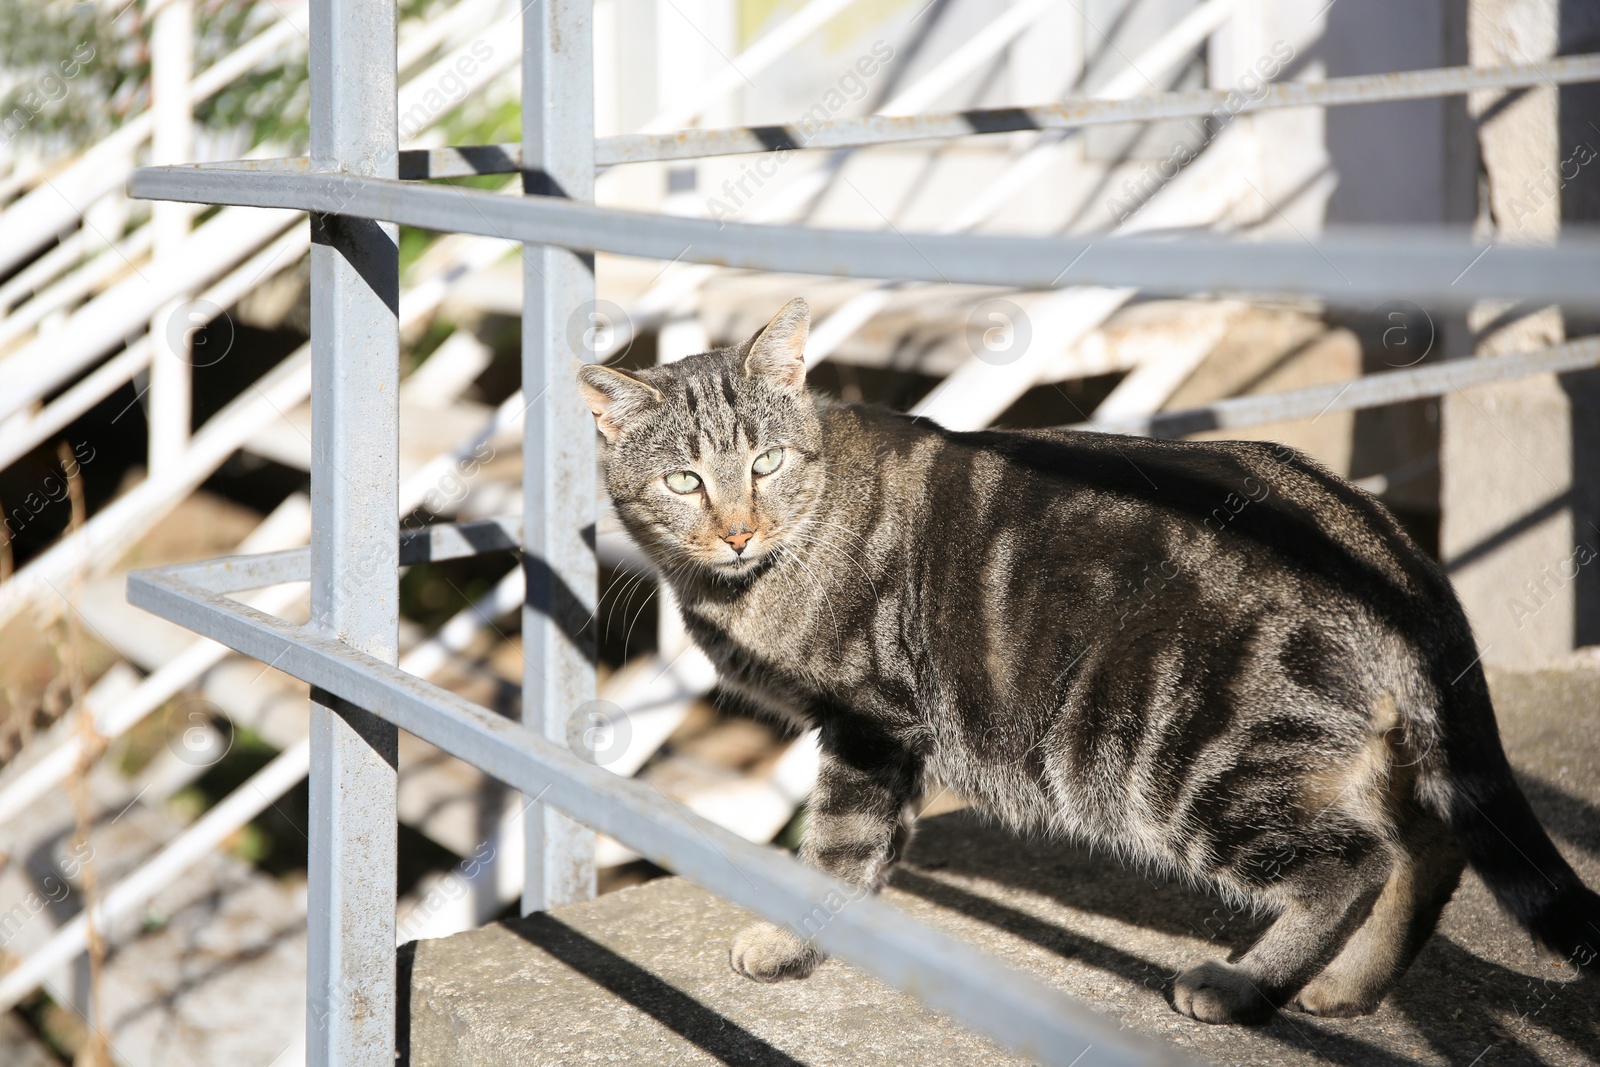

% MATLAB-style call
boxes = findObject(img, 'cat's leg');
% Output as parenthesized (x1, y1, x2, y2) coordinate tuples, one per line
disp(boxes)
(1290, 817, 1464, 1017)
(1174, 831, 1391, 1024)
(731, 736, 918, 982)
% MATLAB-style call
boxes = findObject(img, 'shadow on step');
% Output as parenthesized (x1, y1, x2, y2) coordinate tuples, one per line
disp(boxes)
(398, 914, 806, 1067)
(898, 810, 1600, 1066)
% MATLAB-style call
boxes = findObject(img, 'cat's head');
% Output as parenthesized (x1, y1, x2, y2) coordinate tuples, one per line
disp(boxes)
(577, 298, 824, 578)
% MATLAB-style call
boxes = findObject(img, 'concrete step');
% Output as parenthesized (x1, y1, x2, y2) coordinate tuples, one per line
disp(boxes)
(402, 665, 1600, 1067)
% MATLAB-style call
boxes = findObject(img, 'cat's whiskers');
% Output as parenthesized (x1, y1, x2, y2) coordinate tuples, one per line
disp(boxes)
(760, 542, 807, 610)
(793, 515, 882, 582)
(598, 564, 656, 644)
(620, 583, 659, 662)
(598, 571, 639, 644)
(793, 515, 875, 557)
(782, 519, 879, 605)
(620, 556, 700, 662)
(779, 531, 879, 611)
(778, 546, 843, 651)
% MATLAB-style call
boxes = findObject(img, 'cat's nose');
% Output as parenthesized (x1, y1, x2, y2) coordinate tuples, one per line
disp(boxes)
(723, 527, 754, 554)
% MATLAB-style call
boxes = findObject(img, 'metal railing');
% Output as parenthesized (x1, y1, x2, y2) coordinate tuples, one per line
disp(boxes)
(94, 0, 1600, 1063)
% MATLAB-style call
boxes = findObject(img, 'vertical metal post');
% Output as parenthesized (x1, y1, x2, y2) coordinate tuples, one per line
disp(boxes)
(522, 0, 598, 912)
(148, 0, 193, 475)
(306, 0, 400, 1060)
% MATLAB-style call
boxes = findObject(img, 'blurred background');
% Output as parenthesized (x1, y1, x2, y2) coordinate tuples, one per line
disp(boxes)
(0, 0, 1596, 1063)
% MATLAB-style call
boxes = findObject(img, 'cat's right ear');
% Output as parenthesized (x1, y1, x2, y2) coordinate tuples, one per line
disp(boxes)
(576, 365, 663, 442)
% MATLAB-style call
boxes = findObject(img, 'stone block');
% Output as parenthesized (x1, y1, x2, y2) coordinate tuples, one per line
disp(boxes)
(1441, 371, 1600, 667)
(404, 665, 1600, 1065)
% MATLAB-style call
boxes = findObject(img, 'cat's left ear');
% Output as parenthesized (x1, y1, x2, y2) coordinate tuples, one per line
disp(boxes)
(743, 298, 809, 395)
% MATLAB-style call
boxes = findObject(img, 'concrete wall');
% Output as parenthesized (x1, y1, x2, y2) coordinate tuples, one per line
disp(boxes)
(1440, 0, 1600, 667)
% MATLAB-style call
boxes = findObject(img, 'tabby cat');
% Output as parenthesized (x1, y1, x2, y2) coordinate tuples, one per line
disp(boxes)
(577, 299, 1600, 1024)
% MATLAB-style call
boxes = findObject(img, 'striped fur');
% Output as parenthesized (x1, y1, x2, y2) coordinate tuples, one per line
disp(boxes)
(579, 300, 1600, 1024)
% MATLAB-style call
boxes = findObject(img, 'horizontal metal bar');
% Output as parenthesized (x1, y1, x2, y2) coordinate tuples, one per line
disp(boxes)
(597, 52, 1600, 165)
(128, 165, 1600, 308)
(398, 144, 520, 179)
(400, 516, 521, 563)
(185, 156, 314, 172)
(1084, 336, 1600, 437)
(159, 518, 523, 594)
(162, 547, 310, 595)
(125, 561, 1185, 1067)
(382, 53, 1600, 175)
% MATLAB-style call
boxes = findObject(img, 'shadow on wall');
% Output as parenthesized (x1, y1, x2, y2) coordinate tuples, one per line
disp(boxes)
(1319, 0, 1472, 227)
(1303, 2, 1474, 561)
(1318, 0, 1600, 651)
(1561, 0, 1600, 647)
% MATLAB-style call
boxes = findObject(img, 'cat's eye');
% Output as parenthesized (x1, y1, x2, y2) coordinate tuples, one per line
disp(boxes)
(752, 447, 783, 477)
(664, 470, 702, 494)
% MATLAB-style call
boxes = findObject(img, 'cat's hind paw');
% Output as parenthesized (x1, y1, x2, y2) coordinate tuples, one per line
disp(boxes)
(1172, 960, 1276, 1025)
(1288, 972, 1384, 1017)
(730, 922, 823, 982)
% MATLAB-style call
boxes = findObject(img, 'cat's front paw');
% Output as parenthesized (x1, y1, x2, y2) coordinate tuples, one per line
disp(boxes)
(730, 922, 823, 982)
(1172, 960, 1276, 1025)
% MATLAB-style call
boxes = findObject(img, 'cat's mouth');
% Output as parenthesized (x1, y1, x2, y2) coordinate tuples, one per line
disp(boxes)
(705, 539, 776, 577)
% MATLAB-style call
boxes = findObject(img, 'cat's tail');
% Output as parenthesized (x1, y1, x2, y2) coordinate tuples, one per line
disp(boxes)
(1439, 670, 1600, 974)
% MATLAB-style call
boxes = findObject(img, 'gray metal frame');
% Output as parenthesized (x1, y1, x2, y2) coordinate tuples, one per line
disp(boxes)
(176, 51, 1600, 173)
(1086, 335, 1600, 437)
(126, 549, 1181, 1067)
(521, 0, 599, 914)
(305, 1, 401, 1061)
(130, 163, 1600, 309)
(121, 0, 1600, 1062)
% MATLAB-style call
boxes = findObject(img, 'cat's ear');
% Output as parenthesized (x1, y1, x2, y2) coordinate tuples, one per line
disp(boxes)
(742, 298, 809, 394)
(576, 364, 663, 442)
